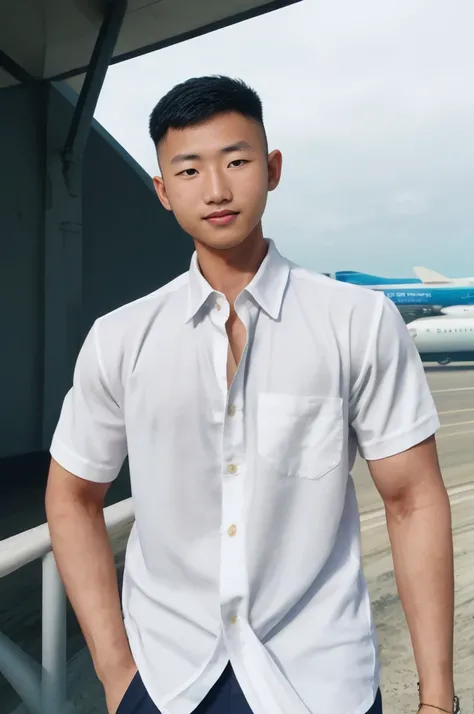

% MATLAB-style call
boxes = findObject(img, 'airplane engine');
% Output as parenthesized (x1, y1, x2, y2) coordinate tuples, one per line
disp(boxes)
(440, 306, 474, 317)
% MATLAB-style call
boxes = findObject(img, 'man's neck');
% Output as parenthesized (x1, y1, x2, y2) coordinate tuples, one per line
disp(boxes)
(195, 228, 268, 307)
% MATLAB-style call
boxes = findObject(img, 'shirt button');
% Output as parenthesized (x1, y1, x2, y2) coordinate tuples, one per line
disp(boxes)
(216, 301, 222, 311)
(228, 404, 237, 417)
(227, 524, 237, 537)
(231, 615, 238, 625)
(227, 463, 238, 475)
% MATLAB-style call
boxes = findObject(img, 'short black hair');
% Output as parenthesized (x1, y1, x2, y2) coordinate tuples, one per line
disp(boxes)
(149, 75, 265, 148)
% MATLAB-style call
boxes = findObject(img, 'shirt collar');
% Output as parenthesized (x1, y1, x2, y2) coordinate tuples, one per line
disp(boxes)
(185, 239, 290, 323)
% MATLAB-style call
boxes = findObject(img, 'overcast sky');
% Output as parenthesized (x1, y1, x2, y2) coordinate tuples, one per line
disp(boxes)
(94, 0, 474, 277)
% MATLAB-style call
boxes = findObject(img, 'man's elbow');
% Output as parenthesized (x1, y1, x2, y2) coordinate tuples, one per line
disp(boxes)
(382, 477, 451, 523)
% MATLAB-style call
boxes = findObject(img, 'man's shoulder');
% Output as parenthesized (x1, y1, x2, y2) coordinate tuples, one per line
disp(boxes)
(87, 271, 189, 371)
(84, 271, 190, 382)
(94, 270, 189, 335)
(288, 261, 383, 314)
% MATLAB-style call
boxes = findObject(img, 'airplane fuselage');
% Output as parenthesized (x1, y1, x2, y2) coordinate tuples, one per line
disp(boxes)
(407, 316, 474, 364)
(373, 284, 474, 310)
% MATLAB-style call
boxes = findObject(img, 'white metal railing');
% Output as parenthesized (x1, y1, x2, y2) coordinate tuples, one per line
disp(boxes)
(0, 498, 134, 714)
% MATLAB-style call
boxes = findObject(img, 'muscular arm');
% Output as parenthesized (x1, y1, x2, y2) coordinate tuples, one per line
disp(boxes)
(367, 436, 454, 711)
(45, 459, 136, 695)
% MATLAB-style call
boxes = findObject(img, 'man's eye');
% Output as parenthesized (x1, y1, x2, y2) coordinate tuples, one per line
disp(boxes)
(229, 159, 247, 168)
(180, 168, 197, 176)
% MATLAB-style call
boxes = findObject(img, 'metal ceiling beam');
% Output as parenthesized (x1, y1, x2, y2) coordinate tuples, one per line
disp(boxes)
(49, 0, 302, 82)
(42, 0, 127, 448)
(0, 49, 36, 84)
(62, 0, 128, 196)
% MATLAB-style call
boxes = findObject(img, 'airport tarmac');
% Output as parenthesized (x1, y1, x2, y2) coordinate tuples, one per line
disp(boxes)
(352, 362, 474, 714)
(0, 363, 473, 714)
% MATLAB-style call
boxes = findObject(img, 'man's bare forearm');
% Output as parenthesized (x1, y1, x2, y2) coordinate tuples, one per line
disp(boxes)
(46, 478, 134, 683)
(386, 485, 454, 708)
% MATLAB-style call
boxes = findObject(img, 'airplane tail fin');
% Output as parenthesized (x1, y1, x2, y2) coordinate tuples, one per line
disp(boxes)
(413, 266, 450, 283)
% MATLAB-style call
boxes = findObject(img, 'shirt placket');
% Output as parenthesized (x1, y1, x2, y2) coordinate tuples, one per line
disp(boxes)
(212, 296, 253, 643)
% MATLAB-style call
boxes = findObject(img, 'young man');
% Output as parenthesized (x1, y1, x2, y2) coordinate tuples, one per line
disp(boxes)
(46, 76, 455, 714)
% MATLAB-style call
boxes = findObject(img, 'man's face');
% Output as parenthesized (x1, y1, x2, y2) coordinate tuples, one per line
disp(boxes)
(153, 111, 282, 251)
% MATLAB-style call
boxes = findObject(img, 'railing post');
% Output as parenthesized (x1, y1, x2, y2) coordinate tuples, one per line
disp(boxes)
(0, 497, 133, 712)
(41, 551, 67, 714)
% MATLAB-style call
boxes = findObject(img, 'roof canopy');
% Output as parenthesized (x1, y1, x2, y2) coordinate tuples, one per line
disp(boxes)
(0, 0, 300, 88)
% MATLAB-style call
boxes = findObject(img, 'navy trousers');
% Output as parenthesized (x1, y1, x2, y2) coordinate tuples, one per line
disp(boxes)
(117, 663, 383, 713)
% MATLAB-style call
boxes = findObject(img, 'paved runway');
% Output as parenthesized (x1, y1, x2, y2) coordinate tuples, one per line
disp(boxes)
(0, 363, 473, 714)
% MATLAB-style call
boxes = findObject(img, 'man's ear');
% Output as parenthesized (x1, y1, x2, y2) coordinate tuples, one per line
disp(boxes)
(267, 149, 283, 192)
(153, 176, 172, 211)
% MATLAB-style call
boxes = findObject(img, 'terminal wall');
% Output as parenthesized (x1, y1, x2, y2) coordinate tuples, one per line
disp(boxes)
(0, 84, 46, 458)
(0, 83, 192, 462)
(81, 108, 192, 336)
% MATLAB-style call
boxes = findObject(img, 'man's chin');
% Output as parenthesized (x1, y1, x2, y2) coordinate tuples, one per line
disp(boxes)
(196, 232, 249, 251)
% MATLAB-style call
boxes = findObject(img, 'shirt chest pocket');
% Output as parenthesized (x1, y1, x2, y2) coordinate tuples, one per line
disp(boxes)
(257, 393, 344, 480)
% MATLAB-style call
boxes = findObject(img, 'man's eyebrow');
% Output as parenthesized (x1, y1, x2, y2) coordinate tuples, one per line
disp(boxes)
(169, 141, 253, 164)
(221, 140, 252, 153)
(170, 152, 200, 165)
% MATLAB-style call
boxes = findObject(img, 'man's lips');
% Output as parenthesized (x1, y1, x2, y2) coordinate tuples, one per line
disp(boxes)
(203, 210, 239, 226)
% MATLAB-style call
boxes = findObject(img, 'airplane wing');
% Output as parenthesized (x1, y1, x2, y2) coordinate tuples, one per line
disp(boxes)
(412, 266, 450, 283)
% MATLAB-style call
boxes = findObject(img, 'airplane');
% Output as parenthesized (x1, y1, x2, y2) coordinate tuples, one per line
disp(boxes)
(333, 267, 474, 321)
(407, 315, 474, 365)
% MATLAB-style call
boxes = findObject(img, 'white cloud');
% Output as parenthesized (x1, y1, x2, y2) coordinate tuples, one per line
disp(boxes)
(94, 0, 474, 276)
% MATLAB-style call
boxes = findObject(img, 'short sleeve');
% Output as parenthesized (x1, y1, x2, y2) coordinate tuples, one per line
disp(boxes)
(50, 321, 127, 482)
(350, 294, 440, 460)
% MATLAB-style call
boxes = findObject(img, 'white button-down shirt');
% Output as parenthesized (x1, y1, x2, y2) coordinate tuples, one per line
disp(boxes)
(51, 240, 440, 714)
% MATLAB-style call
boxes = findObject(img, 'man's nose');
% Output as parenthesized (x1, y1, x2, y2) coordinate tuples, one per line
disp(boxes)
(203, 169, 232, 205)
